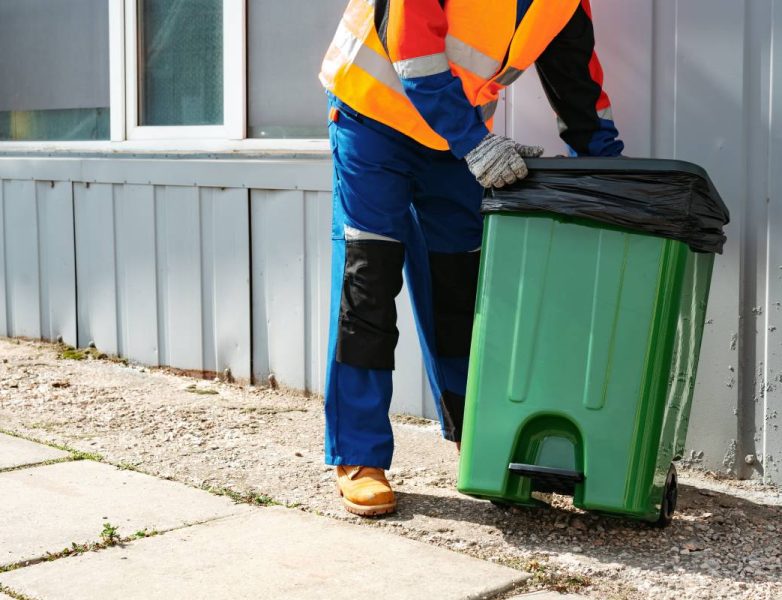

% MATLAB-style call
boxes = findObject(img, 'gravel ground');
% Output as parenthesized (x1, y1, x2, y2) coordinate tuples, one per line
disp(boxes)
(0, 338, 780, 599)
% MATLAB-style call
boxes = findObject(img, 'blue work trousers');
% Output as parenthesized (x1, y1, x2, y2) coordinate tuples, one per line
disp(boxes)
(325, 96, 483, 469)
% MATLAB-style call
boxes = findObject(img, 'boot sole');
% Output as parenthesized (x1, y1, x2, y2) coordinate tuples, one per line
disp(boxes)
(337, 485, 396, 517)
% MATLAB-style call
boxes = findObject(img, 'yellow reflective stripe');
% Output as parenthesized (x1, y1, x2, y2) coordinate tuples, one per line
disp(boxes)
(445, 35, 501, 79)
(393, 53, 450, 79)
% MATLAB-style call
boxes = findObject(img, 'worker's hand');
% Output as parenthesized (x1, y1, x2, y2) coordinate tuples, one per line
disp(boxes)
(464, 133, 544, 188)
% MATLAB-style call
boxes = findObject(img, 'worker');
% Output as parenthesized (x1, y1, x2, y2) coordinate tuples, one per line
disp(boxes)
(319, 0, 624, 517)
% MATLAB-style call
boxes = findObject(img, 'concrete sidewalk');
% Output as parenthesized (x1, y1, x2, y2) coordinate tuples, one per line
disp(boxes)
(0, 433, 542, 600)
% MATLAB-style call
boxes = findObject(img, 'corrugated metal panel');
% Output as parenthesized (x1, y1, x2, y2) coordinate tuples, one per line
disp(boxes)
(765, 0, 782, 482)
(251, 189, 307, 388)
(0, 179, 76, 344)
(36, 180, 76, 345)
(0, 157, 332, 192)
(200, 187, 251, 380)
(115, 184, 158, 364)
(153, 185, 252, 378)
(392, 280, 434, 419)
(303, 190, 332, 395)
(3, 180, 42, 339)
(660, 0, 746, 476)
(743, 0, 782, 481)
(155, 186, 203, 370)
(71, 182, 253, 377)
(0, 180, 6, 336)
(74, 182, 118, 353)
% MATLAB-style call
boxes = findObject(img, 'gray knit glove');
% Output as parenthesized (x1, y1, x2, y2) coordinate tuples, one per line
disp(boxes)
(464, 133, 544, 188)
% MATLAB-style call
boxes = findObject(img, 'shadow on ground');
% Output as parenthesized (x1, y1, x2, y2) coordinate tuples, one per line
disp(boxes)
(388, 483, 782, 587)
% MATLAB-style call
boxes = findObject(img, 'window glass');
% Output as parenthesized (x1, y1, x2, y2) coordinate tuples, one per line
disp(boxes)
(0, 0, 109, 141)
(248, 0, 343, 138)
(139, 0, 223, 126)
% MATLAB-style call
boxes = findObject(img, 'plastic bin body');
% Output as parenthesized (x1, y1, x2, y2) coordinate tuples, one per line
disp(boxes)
(457, 213, 714, 521)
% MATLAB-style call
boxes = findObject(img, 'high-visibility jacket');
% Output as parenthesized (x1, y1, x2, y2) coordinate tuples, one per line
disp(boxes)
(320, 0, 623, 158)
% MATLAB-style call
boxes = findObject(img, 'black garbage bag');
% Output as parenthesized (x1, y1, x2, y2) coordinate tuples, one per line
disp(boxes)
(482, 158, 730, 254)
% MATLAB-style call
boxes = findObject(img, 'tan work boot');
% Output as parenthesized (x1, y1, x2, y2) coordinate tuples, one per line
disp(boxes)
(336, 465, 396, 517)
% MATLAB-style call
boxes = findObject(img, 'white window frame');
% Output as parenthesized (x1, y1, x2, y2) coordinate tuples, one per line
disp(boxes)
(117, 0, 246, 141)
(0, 0, 330, 153)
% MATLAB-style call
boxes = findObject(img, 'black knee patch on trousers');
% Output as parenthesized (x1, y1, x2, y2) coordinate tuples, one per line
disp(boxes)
(429, 251, 481, 357)
(337, 240, 405, 371)
(440, 390, 465, 442)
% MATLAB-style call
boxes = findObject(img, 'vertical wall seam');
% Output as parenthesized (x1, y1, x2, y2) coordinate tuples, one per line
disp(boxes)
(247, 188, 255, 385)
(671, 0, 679, 158)
(737, 0, 756, 477)
(303, 192, 311, 392)
(649, 0, 658, 158)
(154, 187, 167, 367)
(764, 213, 772, 481)
(113, 185, 124, 357)
(199, 189, 208, 372)
(1, 182, 9, 335)
(70, 182, 79, 347)
(34, 184, 45, 340)
(198, 188, 216, 374)
(763, 0, 778, 481)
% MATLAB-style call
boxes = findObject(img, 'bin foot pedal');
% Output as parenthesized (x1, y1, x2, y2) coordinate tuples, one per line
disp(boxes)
(508, 463, 584, 496)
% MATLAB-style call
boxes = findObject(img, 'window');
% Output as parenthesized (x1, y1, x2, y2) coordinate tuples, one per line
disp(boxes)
(123, 0, 245, 140)
(0, 0, 110, 141)
(247, 0, 343, 139)
(0, 0, 337, 146)
(139, 0, 224, 126)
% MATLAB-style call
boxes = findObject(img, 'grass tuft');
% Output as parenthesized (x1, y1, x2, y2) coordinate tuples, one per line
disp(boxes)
(500, 556, 592, 595)
(203, 484, 280, 507)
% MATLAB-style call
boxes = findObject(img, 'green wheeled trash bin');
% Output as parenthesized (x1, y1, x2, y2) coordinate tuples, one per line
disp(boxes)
(457, 158, 729, 526)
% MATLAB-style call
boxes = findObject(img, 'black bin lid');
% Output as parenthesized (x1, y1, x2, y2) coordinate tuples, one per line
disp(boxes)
(482, 157, 730, 254)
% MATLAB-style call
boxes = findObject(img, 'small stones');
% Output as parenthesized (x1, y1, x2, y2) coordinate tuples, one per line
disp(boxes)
(570, 517, 588, 532)
(682, 541, 705, 553)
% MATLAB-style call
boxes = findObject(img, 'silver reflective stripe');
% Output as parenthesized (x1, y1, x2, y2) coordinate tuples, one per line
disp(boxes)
(394, 53, 450, 79)
(331, 14, 405, 96)
(332, 20, 364, 63)
(481, 101, 498, 122)
(445, 35, 501, 79)
(353, 43, 405, 95)
(495, 67, 524, 87)
(345, 225, 400, 243)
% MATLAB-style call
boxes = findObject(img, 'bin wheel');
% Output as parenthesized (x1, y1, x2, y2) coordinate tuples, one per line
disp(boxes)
(490, 499, 512, 509)
(655, 464, 678, 528)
